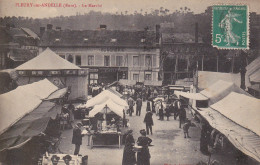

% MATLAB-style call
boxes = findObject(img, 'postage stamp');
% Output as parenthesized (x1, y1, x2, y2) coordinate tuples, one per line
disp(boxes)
(212, 5, 249, 49)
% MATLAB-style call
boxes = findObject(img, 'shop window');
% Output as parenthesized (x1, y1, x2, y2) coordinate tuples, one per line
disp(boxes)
(133, 74, 139, 81)
(88, 55, 94, 66)
(133, 56, 139, 66)
(145, 74, 151, 80)
(104, 56, 110, 66)
(67, 54, 74, 63)
(116, 56, 123, 66)
(76, 55, 81, 66)
(90, 73, 98, 84)
(145, 55, 152, 67)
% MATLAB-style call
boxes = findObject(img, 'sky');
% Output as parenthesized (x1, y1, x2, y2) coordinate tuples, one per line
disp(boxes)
(0, 0, 260, 18)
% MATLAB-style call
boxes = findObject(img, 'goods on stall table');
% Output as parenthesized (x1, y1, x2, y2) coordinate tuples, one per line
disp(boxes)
(41, 153, 87, 165)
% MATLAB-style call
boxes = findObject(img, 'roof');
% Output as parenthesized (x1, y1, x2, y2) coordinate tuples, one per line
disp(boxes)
(210, 92, 260, 136)
(9, 48, 36, 61)
(199, 107, 260, 162)
(89, 99, 125, 118)
(15, 48, 81, 70)
(21, 28, 39, 39)
(197, 71, 248, 90)
(162, 32, 203, 44)
(0, 79, 58, 134)
(0, 26, 38, 46)
(40, 29, 157, 48)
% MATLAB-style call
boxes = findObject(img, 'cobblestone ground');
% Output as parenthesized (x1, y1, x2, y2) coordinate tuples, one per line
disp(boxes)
(59, 101, 240, 165)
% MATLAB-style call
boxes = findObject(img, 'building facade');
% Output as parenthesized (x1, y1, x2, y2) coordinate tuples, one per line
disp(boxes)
(39, 25, 160, 85)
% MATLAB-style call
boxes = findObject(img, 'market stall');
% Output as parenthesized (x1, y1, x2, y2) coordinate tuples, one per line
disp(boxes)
(88, 99, 128, 148)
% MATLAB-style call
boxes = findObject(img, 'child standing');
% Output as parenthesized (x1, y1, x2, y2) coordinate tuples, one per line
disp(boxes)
(183, 120, 191, 138)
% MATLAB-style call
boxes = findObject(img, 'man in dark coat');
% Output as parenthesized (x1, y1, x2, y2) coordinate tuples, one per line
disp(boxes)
(179, 105, 186, 128)
(72, 122, 84, 155)
(136, 97, 142, 116)
(128, 97, 135, 116)
(144, 110, 153, 135)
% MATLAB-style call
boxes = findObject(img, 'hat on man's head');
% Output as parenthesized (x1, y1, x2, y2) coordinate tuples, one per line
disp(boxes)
(140, 129, 146, 136)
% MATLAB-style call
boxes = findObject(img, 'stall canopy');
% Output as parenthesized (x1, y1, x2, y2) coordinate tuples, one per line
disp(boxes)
(175, 80, 251, 105)
(85, 90, 128, 108)
(0, 79, 58, 134)
(199, 107, 260, 162)
(15, 48, 80, 70)
(119, 79, 136, 86)
(89, 99, 125, 118)
(0, 79, 64, 151)
(196, 71, 243, 90)
(209, 92, 260, 136)
(199, 92, 260, 162)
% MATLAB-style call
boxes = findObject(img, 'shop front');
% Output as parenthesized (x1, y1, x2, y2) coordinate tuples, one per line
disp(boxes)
(88, 67, 128, 85)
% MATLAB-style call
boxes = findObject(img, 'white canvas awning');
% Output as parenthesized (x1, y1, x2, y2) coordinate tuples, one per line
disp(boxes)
(176, 80, 251, 105)
(84, 90, 128, 108)
(174, 91, 208, 100)
(89, 99, 125, 118)
(210, 92, 260, 136)
(0, 79, 58, 134)
(199, 107, 260, 162)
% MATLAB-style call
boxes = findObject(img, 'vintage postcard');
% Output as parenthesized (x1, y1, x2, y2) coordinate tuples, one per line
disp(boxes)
(0, 0, 259, 165)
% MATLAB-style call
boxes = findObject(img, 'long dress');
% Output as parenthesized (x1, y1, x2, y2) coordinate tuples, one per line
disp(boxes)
(137, 136, 152, 165)
(122, 134, 136, 165)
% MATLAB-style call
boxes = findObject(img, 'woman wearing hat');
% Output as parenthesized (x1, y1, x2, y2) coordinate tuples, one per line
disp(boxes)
(136, 129, 152, 165)
(122, 130, 136, 165)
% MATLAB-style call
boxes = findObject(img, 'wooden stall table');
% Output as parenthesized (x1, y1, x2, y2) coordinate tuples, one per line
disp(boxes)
(90, 131, 122, 149)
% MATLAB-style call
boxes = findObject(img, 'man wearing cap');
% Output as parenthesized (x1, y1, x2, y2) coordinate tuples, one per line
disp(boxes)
(72, 122, 84, 155)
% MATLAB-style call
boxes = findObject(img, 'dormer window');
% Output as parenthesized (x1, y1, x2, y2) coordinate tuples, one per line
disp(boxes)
(141, 38, 146, 43)
(55, 38, 60, 42)
(111, 38, 117, 42)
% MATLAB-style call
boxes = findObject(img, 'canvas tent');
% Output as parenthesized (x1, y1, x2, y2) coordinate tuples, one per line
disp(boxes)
(89, 99, 125, 118)
(175, 80, 251, 105)
(195, 71, 244, 90)
(84, 90, 128, 108)
(15, 48, 88, 100)
(199, 92, 260, 162)
(0, 79, 64, 151)
(0, 79, 58, 134)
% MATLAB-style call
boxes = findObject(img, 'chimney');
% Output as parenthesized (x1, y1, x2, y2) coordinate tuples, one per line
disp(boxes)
(56, 26, 61, 31)
(195, 22, 198, 43)
(100, 25, 107, 30)
(40, 27, 45, 37)
(156, 24, 160, 43)
(47, 24, 53, 30)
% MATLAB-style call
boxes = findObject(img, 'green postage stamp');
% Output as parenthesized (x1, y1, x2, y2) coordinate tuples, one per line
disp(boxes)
(212, 5, 249, 49)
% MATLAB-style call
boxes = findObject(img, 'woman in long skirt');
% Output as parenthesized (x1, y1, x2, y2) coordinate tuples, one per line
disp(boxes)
(137, 129, 152, 165)
(122, 130, 136, 165)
